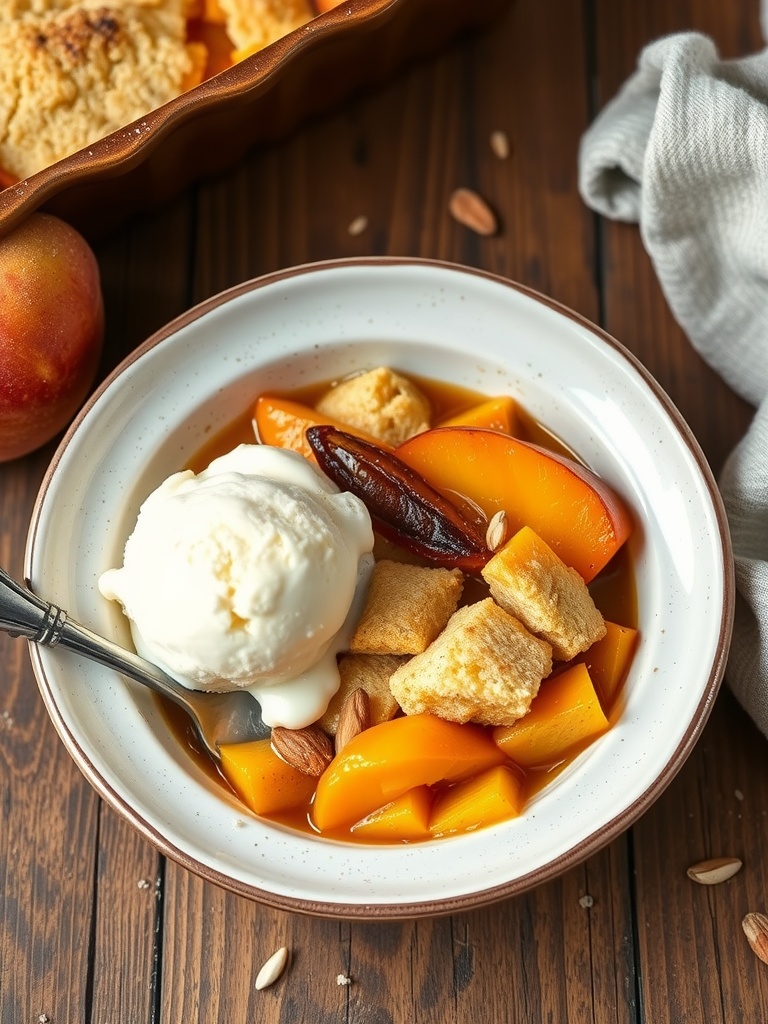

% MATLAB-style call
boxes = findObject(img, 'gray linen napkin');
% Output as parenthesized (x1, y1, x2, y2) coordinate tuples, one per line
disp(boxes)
(578, 32, 768, 738)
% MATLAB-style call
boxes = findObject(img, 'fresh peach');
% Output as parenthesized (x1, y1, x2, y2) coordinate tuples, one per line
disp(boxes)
(396, 427, 632, 582)
(0, 213, 104, 461)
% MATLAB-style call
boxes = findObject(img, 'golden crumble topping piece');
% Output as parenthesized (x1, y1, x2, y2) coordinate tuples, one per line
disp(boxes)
(389, 598, 553, 727)
(481, 525, 607, 661)
(318, 653, 405, 735)
(0, 1, 195, 180)
(316, 367, 431, 446)
(349, 559, 464, 656)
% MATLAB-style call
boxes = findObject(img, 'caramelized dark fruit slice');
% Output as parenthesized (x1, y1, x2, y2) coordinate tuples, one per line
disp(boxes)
(305, 426, 491, 571)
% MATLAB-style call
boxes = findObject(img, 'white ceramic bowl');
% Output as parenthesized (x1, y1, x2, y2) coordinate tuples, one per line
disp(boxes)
(26, 258, 733, 918)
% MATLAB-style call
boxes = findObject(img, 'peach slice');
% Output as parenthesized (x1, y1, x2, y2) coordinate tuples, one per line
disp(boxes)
(311, 713, 507, 832)
(350, 786, 433, 841)
(429, 764, 525, 836)
(396, 427, 632, 582)
(219, 738, 315, 816)
(493, 663, 609, 768)
(437, 396, 517, 434)
(253, 394, 386, 460)
(573, 621, 638, 711)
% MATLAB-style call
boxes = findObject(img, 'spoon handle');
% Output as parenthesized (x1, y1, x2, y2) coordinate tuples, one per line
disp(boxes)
(0, 566, 271, 753)
(0, 565, 67, 642)
(0, 566, 198, 704)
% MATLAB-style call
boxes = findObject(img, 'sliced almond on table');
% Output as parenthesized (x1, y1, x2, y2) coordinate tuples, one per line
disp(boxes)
(335, 687, 371, 753)
(490, 129, 510, 160)
(448, 188, 498, 236)
(742, 913, 768, 965)
(271, 725, 333, 776)
(255, 946, 290, 990)
(347, 215, 368, 236)
(686, 856, 743, 885)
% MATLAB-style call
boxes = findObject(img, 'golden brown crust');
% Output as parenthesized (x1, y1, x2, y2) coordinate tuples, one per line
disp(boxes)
(0, 3, 192, 180)
(349, 559, 464, 656)
(389, 598, 553, 727)
(481, 526, 607, 661)
(316, 367, 431, 446)
(318, 653, 405, 735)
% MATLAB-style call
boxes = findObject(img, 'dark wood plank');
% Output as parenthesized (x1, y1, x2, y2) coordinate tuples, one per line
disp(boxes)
(87, 806, 163, 1024)
(0, 452, 99, 1024)
(594, 1, 767, 1021)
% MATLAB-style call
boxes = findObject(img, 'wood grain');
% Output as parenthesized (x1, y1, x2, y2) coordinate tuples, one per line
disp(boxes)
(1, 0, 766, 1020)
(0, 453, 98, 1023)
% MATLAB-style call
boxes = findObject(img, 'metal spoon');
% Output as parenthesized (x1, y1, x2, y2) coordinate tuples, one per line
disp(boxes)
(0, 566, 271, 758)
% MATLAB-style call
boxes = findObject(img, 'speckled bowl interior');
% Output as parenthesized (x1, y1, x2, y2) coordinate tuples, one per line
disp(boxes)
(25, 258, 733, 918)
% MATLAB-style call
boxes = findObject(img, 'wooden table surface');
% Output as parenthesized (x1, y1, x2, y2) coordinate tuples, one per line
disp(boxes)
(2, 0, 767, 1020)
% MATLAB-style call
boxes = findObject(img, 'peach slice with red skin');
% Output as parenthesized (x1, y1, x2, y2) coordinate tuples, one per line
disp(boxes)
(396, 427, 632, 582)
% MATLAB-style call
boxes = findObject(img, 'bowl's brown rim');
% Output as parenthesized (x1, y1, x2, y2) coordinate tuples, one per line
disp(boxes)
(26, 256, 735, 920)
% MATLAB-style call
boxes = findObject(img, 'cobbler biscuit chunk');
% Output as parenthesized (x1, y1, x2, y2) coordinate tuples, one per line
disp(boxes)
(481, 525, 606, 661)
(217, 0, 311, 52)
(1, 0, 172, 12)
(389, 598, 553, 727)
(318, 653, 405, 735)
(349, 559, 464, 656)
(0, 1, 195, 180)
(316, 367, 432, 446)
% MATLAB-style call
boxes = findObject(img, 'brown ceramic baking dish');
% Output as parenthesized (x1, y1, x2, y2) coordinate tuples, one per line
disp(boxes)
(0, 0, 511, 241)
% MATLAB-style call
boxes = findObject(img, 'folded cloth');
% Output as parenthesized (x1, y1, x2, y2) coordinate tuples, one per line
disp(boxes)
(578, 32, 768, 738)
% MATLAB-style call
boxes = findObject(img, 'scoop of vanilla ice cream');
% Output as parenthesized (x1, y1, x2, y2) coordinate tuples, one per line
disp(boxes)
(99, 444, 374, 727)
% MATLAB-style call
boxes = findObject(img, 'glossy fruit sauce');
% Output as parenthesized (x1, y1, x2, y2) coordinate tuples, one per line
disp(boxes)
(159, 373, 637, 841)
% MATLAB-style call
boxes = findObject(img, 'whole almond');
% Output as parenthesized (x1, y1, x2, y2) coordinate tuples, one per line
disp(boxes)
(490, 129, 510, 160)
(742, 912, 768, 965)
(485, 510, 508, 552)
(272, 725, 333, 776)
(335, 688, 371, 753)
(686, 856, 742, 885)
(255, 946, 289, 990)
(448, 188, 498, 236)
